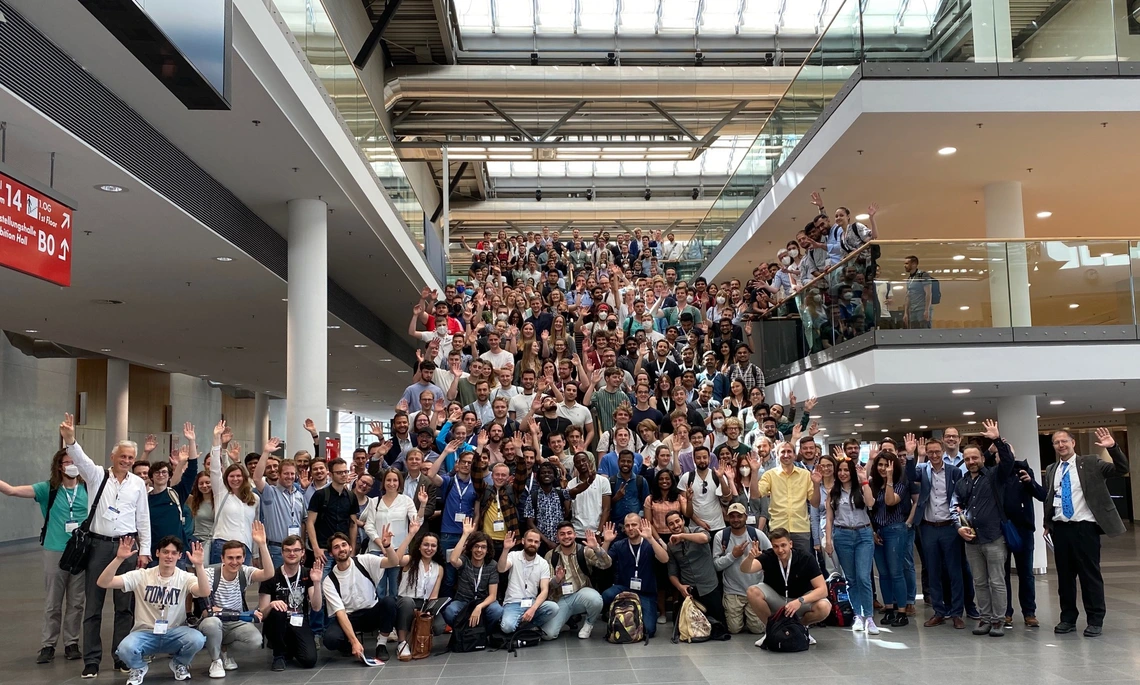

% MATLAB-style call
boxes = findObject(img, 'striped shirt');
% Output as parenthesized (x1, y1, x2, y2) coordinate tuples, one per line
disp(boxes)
(591, 388, 628, 435)
(870, 481, 911, 528)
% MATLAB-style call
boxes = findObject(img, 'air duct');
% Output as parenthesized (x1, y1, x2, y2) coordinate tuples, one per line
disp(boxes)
(448, 198, 715, 222)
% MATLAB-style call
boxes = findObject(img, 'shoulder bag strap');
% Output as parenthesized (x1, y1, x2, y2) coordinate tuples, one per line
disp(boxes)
(80, 469, 113, 533)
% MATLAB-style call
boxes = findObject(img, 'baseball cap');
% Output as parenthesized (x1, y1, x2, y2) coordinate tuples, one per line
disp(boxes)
(727, 503, 748, 516)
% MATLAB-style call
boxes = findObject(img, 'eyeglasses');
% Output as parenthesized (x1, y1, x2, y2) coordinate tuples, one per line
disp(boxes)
(331, 470, 349, 476)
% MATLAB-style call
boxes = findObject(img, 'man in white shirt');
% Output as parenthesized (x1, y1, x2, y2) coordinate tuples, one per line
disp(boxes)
(321, 527, 404, 662)
(197, 522, 276, 678)
(567, 452, 612, 540)
(509, 369, 539, 421)
(497, 529, 560, 637)
(99, 536, 210, 685)
(61, 413, 152, 678)
(679, 446, 730, 534)
(465, 380, 496, 426)
(479, 331, 514, 370)
(557, 381, 594, 447)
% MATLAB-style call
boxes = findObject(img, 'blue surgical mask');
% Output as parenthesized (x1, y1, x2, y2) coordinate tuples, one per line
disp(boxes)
(456, 285, 466, 294)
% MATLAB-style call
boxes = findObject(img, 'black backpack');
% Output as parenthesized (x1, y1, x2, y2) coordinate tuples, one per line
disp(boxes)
(506, 620, 545, 656)
(762, 613, 810, 653)
(823, 573, 854, 628)
(719, 525, 762, 550)
(449, 603, 489, 653)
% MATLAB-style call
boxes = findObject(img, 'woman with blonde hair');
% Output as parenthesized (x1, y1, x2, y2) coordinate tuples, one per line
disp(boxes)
(209, 421, 259, 563)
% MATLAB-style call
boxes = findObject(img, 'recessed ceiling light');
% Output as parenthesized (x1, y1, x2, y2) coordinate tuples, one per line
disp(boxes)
(937, 147, 957, 155)
(892, 285, 904, 291)
(854, 423, 864, 427)
(952, 254, 965, 261)
(967, 420, 977, 425)
(881, 428, 889, 433)
(1036, 211, 1052, 219)
(1068, 303, 1079, 309)
(396, 370, 409, 373)
(901, 418, 911, 422)
(959, 306, 970, 311)
(1113, 407, 1126, 412)
(354, 344, 368, 348)
(328, 325, 340, 330)
(851, 432, 858, 435)
(1050, 399, 1065, 405)
(865, 404, 879, 409)
(918, 425, 928, 429)
(281, 298, 288, 302)
(156, 363, 165, 367)
(100, 348, 111, 352)
(214, 256, 233, 262)
(25, 329, 38, 333)
(952, 389, 971, 394)
(963, 411, 976, 416)
(379, 358, 393, 363)
(341, 388, 357, 392)
(199, 374, 209, 378)
(96, 184, 126, 192)
(855, 213, 870, 221)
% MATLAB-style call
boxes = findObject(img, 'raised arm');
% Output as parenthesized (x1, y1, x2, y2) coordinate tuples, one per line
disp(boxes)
(252, 438, 281, 492)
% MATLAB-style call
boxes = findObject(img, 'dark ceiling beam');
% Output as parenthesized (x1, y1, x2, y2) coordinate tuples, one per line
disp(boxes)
(648, 102, 697, 141)
(430, 161, 470, 223)
(353, 0, 405, 69)
(484, 100, 537, 142)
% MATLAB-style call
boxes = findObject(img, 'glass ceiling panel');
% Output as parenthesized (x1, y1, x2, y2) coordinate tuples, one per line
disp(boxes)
(536, 0, 575, 32)
(455, 0, 493, 34)
(580, 0, 619, 34)
(483, 136, 758, 179)
(700, 3, 740, 34)
(618, 0, 657, 33)
(494, 0, 534, 34)
(659, 0, 699, 33)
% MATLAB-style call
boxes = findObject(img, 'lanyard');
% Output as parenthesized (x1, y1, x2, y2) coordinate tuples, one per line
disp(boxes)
(283, 567, 304, 608)
(779, 556, 792, 598)
(474, 564, 484, 593)
(419, 562, 434, 598)
(61, 485, 79, 519)
(455, 477, 471, 500)
(520, 558, 539, 595)
(655, 360, 668, 376)
(631, 540, 643, 577)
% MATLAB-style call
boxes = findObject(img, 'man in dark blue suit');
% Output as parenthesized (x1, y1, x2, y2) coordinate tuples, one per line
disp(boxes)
(914, 438, 966, 629)
(995, 445, 1046, 628)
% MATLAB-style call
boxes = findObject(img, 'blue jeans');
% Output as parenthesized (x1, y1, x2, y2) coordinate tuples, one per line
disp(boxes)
(116, 627, 205, 669)
(367, 562, 400, 598)
(832, 526, 874, 618)
(501, 601, 560, 637)
(921, 523, 964, 617)
(266, 542, 284, 571)
(209, 539, 251, 565)
(601, 586, 658, 638)
(442, 599, 504, 628)
(1004, 529, 1036, 618)
(440, 532, 462, 596)
(874, 523, 909, 609)
(903, 524, 917, 604)
(544, 588, 604, 636)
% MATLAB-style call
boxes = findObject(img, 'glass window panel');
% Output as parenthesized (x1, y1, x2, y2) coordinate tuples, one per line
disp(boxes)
(486, 161, 513, 176)
(659, 0, 698, 33)
(701, 148, 732, 174)
(566, 161, 595, 176)
(618, 0, 657, 33)
(781, 0, 825, 32)
(455, 0, 494, 33)
(700, 4, 739, 34)
(512, 161, 539, 176)
(899, 0, 938, 31)
(580, 0, 618, 33)
(739, 0, 780, 34)
(494, 0, 535, 33)
(648, 161, 677, 175)
(860, 0, 901, 32)
(536, 0, 575, 32)
(594, 161, 621, 176)
(675, 159, 703, 175)
(538, 161, 567, 176)
(622, 161, 648, 176)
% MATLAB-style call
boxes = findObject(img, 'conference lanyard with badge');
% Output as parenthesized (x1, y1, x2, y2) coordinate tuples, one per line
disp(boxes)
(287, 489, 302, 537)
(520, 558, 539, 608)
(284, 567, 305, 626)
(62, 485, 80, 533)
(629, 540, 644, 591)
(779, 556, 792, 599)
(454, 478, 472, 522)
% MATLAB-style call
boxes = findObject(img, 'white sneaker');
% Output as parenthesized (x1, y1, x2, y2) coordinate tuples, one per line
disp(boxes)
(169, 661, 191, 681)
(851, 616, 865, 632)
(578, 622, 594, 639)
(126, 665, 148, 685)
(865, 617, 880, 635)
(753, 634, 767, 649)
(208, 660, 225, 679)
(807, 634, 817, 646)
(398, 641, 411, 659)
(222, 654, 237, 671)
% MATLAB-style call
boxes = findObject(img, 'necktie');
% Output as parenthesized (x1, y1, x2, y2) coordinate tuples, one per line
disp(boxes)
(1060, 462, 1075, 519)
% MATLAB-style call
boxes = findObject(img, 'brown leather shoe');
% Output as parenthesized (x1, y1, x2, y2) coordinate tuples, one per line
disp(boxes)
(924, 616, 946, 627)
(952, 617, 966, 630)
(873, 599, 884, 610)
(904, 604, 916, 616)
(1025, 616, 1040, 628)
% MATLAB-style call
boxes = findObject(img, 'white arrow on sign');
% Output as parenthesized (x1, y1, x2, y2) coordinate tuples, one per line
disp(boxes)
(62, 213, 71, 230)
(59, 238, 69, 261)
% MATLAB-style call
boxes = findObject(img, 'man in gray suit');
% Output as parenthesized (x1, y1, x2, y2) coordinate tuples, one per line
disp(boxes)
(1043, 428, 1128, 637)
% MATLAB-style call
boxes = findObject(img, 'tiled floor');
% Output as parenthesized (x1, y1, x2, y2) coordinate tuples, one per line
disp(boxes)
(5, 531, 1140, 685)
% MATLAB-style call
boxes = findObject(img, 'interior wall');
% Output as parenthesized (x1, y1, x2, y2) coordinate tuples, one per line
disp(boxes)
(1016, 0, 1119, 60)
(169, 373, 223, 458)
(0, 336, 77, 543)
(75, 358, 108, 460)
(221, 394, 257, 453)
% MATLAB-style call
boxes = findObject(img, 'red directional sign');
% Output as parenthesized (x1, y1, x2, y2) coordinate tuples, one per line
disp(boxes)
(0, 164, 75, 287)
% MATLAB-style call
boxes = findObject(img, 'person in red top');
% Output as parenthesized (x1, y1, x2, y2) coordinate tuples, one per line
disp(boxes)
(416, 290, 464, 334)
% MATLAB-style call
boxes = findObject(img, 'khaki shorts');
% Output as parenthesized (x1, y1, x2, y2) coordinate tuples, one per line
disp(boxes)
(723, 593, 764, 634)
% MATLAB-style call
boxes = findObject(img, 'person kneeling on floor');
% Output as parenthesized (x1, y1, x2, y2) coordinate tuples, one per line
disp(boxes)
(542, 521, 615, 639)
(498, 529, 561, 637)
(321, 525, 406, 662)
(101, 536, 209, 685)
(740, 527, 831, 648)
(257, 535, 323, 671)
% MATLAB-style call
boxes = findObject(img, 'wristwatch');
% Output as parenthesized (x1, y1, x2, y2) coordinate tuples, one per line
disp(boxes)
(797, 596, 805, 604)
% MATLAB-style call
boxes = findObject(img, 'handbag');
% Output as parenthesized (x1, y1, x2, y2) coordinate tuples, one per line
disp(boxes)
(408, 610, 434, 660)
(59, 468, 112, 575)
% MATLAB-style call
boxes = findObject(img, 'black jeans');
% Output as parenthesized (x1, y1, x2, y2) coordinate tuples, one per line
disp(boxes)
(692, 585, 726, 627)
(1052, 521, 1105, 626)
(1004, 527, 1036, 618)
(262, 610, 317, 668)
(323, 598, 397, 654)
(83, 537, 137, 666)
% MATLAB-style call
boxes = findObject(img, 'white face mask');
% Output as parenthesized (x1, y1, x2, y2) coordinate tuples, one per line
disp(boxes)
(781, 256, 792, 266)
(436, 326, 448, 337)
(716, 296, 726, 306)
(63, 464, 80, 478)
(712, 418, 725, 429)
(789, 248, 800, 258)
(739, 466, 751, 477)
(686, 295, 694, 304)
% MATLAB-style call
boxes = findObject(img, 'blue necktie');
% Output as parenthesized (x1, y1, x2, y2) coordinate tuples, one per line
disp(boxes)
(1060, 462, 1074, 519)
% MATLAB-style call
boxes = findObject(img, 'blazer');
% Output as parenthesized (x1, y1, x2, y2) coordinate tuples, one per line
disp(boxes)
(913, 460, 964, 523)
(1042, 445, 1129, 537)
(1002, 459, 1047, 531)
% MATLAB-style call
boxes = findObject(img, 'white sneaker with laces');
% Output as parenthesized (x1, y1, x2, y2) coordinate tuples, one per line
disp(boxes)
(222, 654, 237, 671)
(578, 622, 594, 639)
(807, 634, 817, 646)
(169, 661, 191, 681)
(753, 634, 767, 649)
(851, 616, 865, 632)
(866, 617, 880, 635)
(398, 641, 411, 659)
(126, 665, 149, 685)
(208, 660, 225, 679)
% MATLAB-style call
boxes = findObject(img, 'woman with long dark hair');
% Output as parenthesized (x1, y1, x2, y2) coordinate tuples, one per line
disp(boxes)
(187, 471, 214, 544)
(393, 523, 444, 660)
(869, 451, 910, 627)
(645, 469, 687, 625)
(824, 458, 876, 634)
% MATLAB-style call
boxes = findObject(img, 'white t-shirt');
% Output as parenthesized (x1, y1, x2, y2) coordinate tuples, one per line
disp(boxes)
(510, 392, 538, 420)
(566, 475, 611, 537)
(680, 470, 725, 531)
(204, 566, 259, 611)
(322, 554, 387, 615)
(363, 494, 418, 551)
(415, 331, 453, 366)
(396, 561, 443, 599)
(121, 566, 198, 632)
(558, 402, 591, 428)
(480, 349, 514, 370)
(502, 550, 550, 604)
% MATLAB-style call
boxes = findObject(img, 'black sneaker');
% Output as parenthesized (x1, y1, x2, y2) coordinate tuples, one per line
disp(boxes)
(81, 664, 99, 678)
(115, 659, 131, 673)
(881, 610, 897, 625)
(271, 656, 286, 672)
(37, 647, 55, 664)
(64, 644, 82, 660)
(374, 643, 389, 662)
(891, 614, 909, 627)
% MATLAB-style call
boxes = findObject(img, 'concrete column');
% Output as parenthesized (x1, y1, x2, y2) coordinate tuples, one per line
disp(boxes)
(996, 395, 1047, 574)
(1127, 414, 1140, 523)
(106, 359, 129, 461)
(253, 391, 270, 449)
(972, 0, 1014, 62)
(985, 181, 1031, 327)
(285, 199, 329, 460)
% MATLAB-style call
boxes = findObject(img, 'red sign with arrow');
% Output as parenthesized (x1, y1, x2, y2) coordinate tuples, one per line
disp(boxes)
(0, 163, 75, 287)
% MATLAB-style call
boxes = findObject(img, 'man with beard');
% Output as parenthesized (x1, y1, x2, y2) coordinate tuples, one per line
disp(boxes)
(543, 522, 615, 639)
(567, 452, 612, 541)
(498, 529, 560, 637)
(479, 463, 519, 559)
(320, 527, 405, 662)
(529, 394, 572, 459)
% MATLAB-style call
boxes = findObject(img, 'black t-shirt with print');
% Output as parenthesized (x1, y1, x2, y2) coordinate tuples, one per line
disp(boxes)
(259, 566, 314, 613)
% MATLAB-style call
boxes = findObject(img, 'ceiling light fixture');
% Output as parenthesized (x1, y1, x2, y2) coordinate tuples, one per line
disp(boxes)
(854, 423, 864, 427)
(901, 418, 912, 422)
(96, 184, 126, 192)
(1100, 252, 1114, 258)
(354, 344, 368, 348)
(341, 388, 357, 392)
(1036, 211, 1052, 219)
(918, 425, 928, 429)
(952, 389, 971, 394)
(952, 255, 965, 261)
(25, 329, 38, 333)
(1050, 399, 1065, 405)
(396, 370, 409, 373)
(215, 256, 233, 262)
(855, 213, 869, 221)
(960, 306, 970, 311)
(1113, 407, 1126, 412)
(156, 363, 165, 367)
(1068, 303, 1080, 309)
(963, 411, 976, 416)
(328, 325, 340, 330)
(379, 358, 392, 363)
(937, 147, 957, 155)
(865, 404, 880, 409)
(881, 429, 889, 433)
(967, 420, 977, 425)
(100, 348, 111, 352)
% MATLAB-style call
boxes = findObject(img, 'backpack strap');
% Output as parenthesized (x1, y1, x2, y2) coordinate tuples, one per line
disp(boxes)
(167, 489, 185, 526)
(40, 485, 61, 545)
(353, 557, 375, 585)
(208, 563, 250, 611)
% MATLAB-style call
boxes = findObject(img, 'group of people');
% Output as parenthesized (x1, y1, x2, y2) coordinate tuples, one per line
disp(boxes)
(0, 225, 1129, 679)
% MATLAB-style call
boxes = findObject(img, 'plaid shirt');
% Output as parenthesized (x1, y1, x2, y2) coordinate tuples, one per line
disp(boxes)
(480, 484, 520, 535)
(729, 363, 765, 395)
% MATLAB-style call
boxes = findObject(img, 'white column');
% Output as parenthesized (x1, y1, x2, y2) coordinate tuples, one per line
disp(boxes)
(996, 395, 1047, 574)
(106, 359, 129, 460)
(985, 181, 1031, 327)
(253, 391, 270, 448)
(329, 409, 340, 434)
(972, 0, 1014, 62)
(1127, 414, 1140, 523)
(286, 199, 329, 459)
